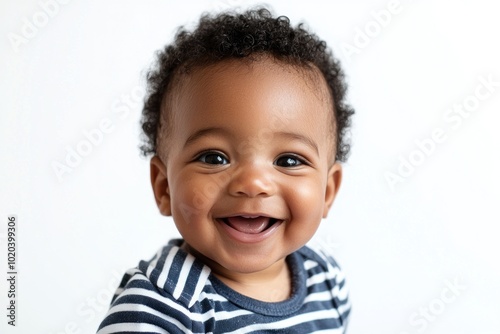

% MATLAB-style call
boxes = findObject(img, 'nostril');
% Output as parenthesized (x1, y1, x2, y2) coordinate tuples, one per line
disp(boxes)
(227, 166, 276, 197)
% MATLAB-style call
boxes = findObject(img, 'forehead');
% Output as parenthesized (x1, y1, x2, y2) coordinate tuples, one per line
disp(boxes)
(162, 57, 335, 155)
(173, 57, 332, 111)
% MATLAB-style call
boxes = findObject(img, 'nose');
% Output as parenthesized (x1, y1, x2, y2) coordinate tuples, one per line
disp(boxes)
(227, 162, 276, 198)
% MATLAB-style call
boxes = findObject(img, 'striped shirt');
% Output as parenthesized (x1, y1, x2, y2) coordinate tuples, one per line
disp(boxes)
(97, 239, 351, 333)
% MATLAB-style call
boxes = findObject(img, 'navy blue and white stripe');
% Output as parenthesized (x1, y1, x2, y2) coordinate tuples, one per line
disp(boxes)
(97, 239, 350, 333)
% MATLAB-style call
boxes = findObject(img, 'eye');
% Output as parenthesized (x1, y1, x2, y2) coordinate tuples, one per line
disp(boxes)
(274, 155, 306, 168)
(196, 151, 229, 165)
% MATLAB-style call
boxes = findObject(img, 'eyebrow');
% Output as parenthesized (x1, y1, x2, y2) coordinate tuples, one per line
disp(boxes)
(183, 127, 230, 148)
(275, 131, 319, 156)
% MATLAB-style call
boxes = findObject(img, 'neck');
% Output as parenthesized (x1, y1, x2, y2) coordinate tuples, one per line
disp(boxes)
(181, 242, 292, 302)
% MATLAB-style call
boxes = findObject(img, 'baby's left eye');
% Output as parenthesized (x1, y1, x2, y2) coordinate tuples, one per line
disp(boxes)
(274, 155, 305, 168)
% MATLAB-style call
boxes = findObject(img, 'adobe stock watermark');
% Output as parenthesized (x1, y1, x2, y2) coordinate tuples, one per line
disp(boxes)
(400, 276, 467, 334)
(7, 0, 74, 53)
(46, 268, 124, 334)
(208, 0, 240, 12)
(311, 234, 342, 254)
(51, 85, 144, 182)
(386, 74, 499, 191)
(340, 0, 404, 62)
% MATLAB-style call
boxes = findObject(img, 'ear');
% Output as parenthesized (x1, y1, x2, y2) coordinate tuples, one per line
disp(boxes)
(150, 155, 172, 216)
(323, 162, 342, 218)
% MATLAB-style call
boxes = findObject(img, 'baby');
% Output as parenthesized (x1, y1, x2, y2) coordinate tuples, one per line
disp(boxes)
(98, 7, 354, 333)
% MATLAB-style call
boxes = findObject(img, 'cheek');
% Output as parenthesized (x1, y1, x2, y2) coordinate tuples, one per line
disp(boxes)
(285, 177, 325, 222)
(170, 173, 221, 224)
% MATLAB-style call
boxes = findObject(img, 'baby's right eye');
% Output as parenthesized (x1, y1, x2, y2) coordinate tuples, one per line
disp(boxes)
(196, 151, 229, 165)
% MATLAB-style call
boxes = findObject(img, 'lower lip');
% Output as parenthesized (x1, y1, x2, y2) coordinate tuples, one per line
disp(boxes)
(216, 219, 283, 244)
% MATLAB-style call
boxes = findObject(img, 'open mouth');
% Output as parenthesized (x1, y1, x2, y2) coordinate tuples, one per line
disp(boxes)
(219, 216, 280, 235)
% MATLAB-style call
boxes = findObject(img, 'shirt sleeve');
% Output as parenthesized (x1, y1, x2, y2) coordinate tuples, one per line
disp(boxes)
(96, 269, 197, 334)
(303, 244, 352, 329)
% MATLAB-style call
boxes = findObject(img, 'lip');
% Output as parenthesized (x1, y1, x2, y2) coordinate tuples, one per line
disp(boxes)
(215, 214, 284, 244)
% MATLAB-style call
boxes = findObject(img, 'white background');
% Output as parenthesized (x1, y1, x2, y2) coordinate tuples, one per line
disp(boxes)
(1, 0, 499, 333)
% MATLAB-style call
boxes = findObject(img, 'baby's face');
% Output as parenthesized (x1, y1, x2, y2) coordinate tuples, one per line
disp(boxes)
(151, 57, 342, 276)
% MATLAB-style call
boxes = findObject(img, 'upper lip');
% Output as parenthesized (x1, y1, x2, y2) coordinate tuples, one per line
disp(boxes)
(216, 213, 282, 220)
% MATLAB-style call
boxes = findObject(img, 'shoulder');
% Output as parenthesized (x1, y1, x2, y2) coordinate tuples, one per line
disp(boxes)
(295, 244, 351, 323)
(97, 239, 216, 334)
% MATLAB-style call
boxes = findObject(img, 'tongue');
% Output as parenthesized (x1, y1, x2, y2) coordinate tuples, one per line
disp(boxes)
(226, 216, 271, 234)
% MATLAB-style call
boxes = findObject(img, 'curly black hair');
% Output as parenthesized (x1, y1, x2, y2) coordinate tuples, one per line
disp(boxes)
(140, 7, 354, 162)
